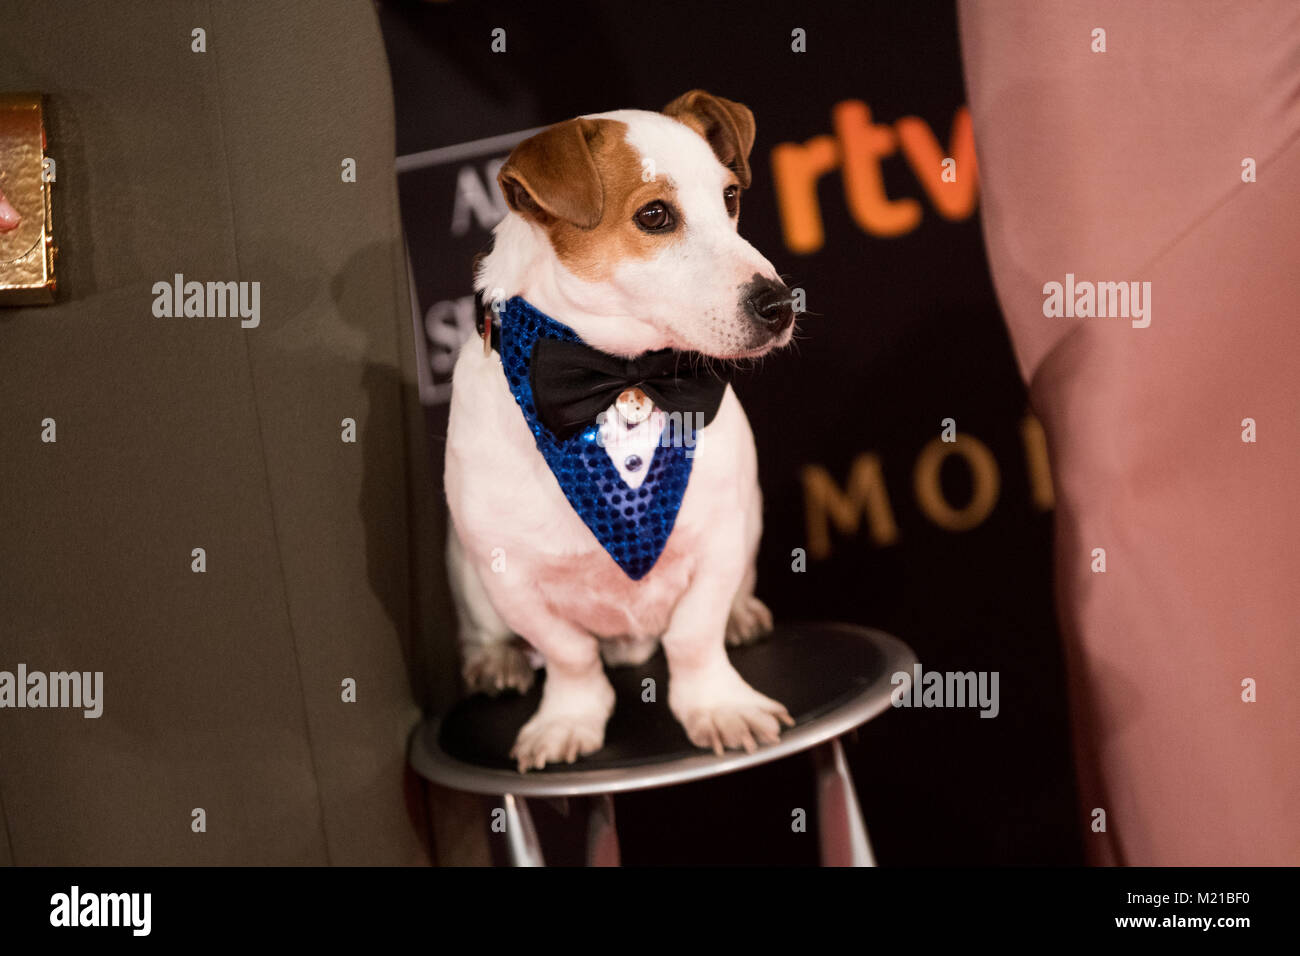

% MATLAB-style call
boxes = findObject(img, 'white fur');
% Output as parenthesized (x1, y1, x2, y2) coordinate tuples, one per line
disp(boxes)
(447, 108, 793, 770)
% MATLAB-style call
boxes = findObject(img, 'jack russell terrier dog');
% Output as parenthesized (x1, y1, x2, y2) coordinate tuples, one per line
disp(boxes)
(445, 90, 798, 771)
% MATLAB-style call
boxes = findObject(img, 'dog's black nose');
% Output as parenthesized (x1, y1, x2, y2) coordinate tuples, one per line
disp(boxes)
(744, 277, 796, 333)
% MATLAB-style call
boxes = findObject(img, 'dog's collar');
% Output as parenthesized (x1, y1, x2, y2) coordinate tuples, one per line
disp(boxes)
(491, 296, 701, 580)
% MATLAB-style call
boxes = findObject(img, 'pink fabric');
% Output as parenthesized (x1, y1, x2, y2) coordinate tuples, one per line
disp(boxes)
(959, 1, 1300, 865)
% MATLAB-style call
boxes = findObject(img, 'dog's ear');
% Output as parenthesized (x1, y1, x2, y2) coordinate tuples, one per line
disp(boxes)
(663, 90, 756, 188)
(498, 118, 605, 229)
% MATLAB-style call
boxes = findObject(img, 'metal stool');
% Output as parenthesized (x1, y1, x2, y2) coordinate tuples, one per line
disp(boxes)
(410, 623, 916, 866)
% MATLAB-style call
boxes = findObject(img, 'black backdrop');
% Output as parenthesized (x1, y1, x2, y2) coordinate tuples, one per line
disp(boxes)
(380, 0, 1083, 865)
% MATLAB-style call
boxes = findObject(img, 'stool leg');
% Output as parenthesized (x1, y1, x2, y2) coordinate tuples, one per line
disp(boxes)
(814, 737, 876, 867)
(585, 793, 621, 867)
(502, 793, 545, 867)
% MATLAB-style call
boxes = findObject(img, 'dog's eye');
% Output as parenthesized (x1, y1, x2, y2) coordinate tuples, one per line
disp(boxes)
(634, 200, 675, 232)
(723, 185, 740, 217)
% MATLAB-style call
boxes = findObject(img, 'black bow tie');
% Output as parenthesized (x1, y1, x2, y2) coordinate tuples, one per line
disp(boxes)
(529, 338, 730, 441)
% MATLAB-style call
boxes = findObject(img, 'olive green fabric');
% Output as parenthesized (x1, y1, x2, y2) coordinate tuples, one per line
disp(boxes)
(0, 0, 454, 864)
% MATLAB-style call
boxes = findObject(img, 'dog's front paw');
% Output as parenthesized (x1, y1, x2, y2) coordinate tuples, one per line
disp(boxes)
(462, 642, 536, 696)
(510, 705, 610, 772)
(510, 674, 615, 772)
(725, 593, 773, 646)
(670, 668, 795, 755)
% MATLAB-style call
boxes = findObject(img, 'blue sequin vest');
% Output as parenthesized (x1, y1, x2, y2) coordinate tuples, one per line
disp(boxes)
(497, 296, 695, 580)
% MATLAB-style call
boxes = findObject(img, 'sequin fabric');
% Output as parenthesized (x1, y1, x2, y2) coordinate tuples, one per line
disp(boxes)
(498, 296, 693, 580)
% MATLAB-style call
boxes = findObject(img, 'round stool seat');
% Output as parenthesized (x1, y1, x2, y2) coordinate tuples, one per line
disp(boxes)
(410, 622, 916, 797)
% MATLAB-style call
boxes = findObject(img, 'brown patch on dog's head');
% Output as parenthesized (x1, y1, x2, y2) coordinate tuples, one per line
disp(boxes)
(662, 90, 756, 188)
(498, 118, 680, 282)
